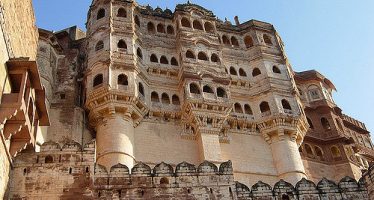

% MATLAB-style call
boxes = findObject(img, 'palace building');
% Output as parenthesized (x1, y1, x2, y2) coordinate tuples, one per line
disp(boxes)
(0, 0, 373, 199)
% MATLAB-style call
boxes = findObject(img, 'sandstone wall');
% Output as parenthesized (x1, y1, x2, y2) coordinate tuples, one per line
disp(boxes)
(7, 140, 369, 199)
(0, 0, 38, 198)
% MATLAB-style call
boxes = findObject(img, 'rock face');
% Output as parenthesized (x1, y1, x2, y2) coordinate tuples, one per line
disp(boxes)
(0, 0, 373, 199)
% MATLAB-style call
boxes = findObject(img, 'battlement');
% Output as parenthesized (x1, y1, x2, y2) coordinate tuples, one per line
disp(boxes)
(8, 140, 370, 199)
(342, 114, 368, 132)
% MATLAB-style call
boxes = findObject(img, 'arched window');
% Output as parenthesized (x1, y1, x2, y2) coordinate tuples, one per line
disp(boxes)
(273, 66, 281, 74)
(260, 102, 270, 113)
(117, 8, 127, 18)
(117, 40, 127, 50)
(244, 104, 253, 115)
(160, 56, 169, 64)
(137, 48, 143, 59)
(157, 24, 165, 33)
(172, 95, 180, 105)
(252, 68, 261, 77)
(244, 36, 254, 48)
(198, 52, 208, 61)
(138, 83, 144, 96)
(45, 155, 53, 163)
(181, 17, 191, 28)
(222, 35, 230, 45)
(186, 50, 195, 59)
(95, 41, 104, 51)
(307, 118, 314, 129)
(203, 85, 214, 94)
(150, 54, 158, 63)
(315, 146, 323, 157)
(321, 117, 331, 130)
(229, 67, 237, 75)
(151, 92, 159, 102)
(171, 57, 178, 66)
(161, 93, 170, 104)
(93, 74, 103, 87)
(331, 146, 341, 157)
(147, 22, 155, 34)
(231, 36, 239, 47)
(305, 144, 313, 156)
(263, 34, 273, 45)
(217, 87, 226, 98)
(281, 99, 292, 110)
(239, 68, 247, 77)
(117, 74, 128, 86)
(190, 83, 200, 94)
(97, 8, 105, 20)
(135, 15, 140, 27)
(193, 20, 204, 30)
(234, 103, 243, 113)
(167, 25, 174, 35)
(204, 22, 214, 33)
(211, 54, 220, 63)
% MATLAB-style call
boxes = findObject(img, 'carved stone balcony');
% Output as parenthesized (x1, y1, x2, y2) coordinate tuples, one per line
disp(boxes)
(0, 59, 49, 159)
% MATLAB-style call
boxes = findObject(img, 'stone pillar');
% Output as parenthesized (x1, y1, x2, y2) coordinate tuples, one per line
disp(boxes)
(197, 131, 222, 163)
(269, 129, 306, 184)
(96, 113, 135, 170)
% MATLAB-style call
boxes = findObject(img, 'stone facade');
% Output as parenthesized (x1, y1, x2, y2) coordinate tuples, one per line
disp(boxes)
(0, 0, 373, 199)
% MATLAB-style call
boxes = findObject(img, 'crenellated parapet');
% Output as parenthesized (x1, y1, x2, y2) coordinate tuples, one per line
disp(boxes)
(8, 145, 370, 200)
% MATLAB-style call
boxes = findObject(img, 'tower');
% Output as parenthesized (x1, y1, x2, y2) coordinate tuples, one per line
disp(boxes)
(85, 0, 148, 170)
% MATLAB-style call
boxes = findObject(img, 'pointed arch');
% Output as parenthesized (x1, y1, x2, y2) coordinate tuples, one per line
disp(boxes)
(167, 25, 174, 35)
(95, 41, 104, 51)
(281, 99, 292, 110)
(263, 34, 273, 45)
(273, 66, 281, 74)
(321, 117, 331, 130)
(150, 54, 158, 63)
(138, 82, 144, 96)
(231, 36, 239, 47)
(198, 52, 208, 61)
(229, 67, 237, 75)
(260, 101, 270, 113)
(160, 56, 169, 64)
(252, 68, 261, 77)
(151, 92, 159, 102)
(171, 57, 179, 66)
(190, 83, 200, 94)
(117, 74, 128, 86)
(157, 23, 165, 33)
(147, 22, 155, 34)
(117, 40, 127, 49)
(93, 74, 103, 87)
(244, 104, 253, 115)
(239, 68, 247, 77)
(161, 93, 170, 104)
(193, 20, 204, 30)
(217, 87, 227, 98)
(134, 15, 140, 27)
(97, 8, 105, 20)
(203, 85, 214, 94)
(181, 17, 191, 28)
(204, 22, 214, 33)
(136, 48, 143, 59)
(117, 8, 127, 18)
(244, 35, 254, 48)
(211, 53, 220, 63)
(172, 95, 180, 105)
(186, 50, 195, 59)
(234, 103, 243, 113)
(222, 35, 230, 45)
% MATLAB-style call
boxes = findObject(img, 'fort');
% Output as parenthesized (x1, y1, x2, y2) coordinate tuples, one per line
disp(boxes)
(0, 0, 373, 199)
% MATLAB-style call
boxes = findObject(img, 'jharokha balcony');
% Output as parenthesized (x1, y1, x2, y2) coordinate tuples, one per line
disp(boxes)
(0, 58, 49, 161)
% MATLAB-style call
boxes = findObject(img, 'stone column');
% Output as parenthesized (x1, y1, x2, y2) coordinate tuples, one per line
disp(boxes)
(269, 129, 306, 184)
(96, 112, 135, 170)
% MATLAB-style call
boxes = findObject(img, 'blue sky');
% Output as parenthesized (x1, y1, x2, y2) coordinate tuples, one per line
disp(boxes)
(33, 0, 374, 133)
